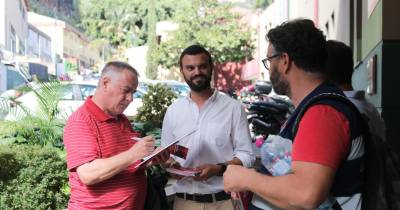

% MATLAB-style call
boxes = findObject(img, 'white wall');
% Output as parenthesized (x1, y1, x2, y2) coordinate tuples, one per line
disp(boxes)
(125, 46, 148, 79)
(289, 0, 314, 20)
(317, 0, 351, 45)
(258, 0, 289, 80)
(0, 1, 6, 49)
(156, 21, 178, 42)
(28, 12, 65, 62)
(288, 0, 350, 44)
(2, 0, 28, 54)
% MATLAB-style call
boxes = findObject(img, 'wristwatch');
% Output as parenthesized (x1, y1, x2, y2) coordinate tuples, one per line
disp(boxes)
(217, 163, 227, 176)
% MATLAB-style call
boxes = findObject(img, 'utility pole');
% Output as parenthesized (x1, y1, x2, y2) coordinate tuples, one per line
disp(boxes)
(145, 0, 157, 79)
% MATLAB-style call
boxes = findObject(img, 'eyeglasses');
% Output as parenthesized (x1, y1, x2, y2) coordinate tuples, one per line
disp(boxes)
(261, 53, 282, 70)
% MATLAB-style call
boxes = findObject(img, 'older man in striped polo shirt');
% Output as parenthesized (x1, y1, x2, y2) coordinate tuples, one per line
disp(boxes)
(64, 61, 169, 210)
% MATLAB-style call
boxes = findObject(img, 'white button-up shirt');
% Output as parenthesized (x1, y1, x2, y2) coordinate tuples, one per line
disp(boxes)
(344, 90, 386, 141)
(161, 90, 254, 194)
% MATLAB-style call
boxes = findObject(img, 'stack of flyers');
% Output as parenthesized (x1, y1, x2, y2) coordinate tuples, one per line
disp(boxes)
(165, 167, 201, 177)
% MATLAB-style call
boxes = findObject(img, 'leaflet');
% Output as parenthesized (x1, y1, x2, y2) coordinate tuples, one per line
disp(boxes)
(165, 167, 201, 177)
(133, 129, 197, 168)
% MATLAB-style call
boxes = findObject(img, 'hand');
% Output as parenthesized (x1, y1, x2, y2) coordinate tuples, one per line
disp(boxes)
(129, 136, 155, 160)
(147, 147, 170, 167)
(165, 160, 186, 180)
(223, 165, 252, 193)
(193, 164, 221, 181)
(230, 192, 240, 200)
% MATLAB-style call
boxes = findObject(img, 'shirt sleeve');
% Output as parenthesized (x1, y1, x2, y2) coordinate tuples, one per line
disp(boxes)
(63, 116, 99, 171)
(292, 105, 350, 170)
(232, 104, 255, 168)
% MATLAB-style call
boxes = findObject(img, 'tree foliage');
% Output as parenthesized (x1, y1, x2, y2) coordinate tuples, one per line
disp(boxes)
(135, 84, 177, 128)
(28, 0, 82, 28)
(154, 0, 255, 69)
(253, 0, 273, 9)
(79, 0, 190, 48)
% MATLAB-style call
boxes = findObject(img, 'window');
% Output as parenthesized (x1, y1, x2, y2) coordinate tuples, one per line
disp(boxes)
(22, 9, 26, 20)
(58, 85, 74, 100)
(19, 39, 25, 55)
(133, 90, 144, 99)
(6, 66, 27, 90)
(19, 0, 23, 12)
(10, 26, 17, 53)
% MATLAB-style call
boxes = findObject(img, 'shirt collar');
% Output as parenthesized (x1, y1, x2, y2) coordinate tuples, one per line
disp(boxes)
(343, 90, 365, 100)
(84, 96, 114, 122)
(185, 89, 219, 103)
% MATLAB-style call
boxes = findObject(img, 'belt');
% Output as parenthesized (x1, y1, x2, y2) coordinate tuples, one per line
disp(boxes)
(176, 191, 231, 203)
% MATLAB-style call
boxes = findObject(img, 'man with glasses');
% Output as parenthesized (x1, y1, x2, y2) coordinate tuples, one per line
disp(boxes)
(223, 19, 365, 210)
(261, 53, 282, 71)
(64, 61, 169, 210)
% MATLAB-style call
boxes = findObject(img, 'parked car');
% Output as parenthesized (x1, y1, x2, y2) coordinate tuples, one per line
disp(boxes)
(138, 79, 157, 92)
(0, 63, 30, 93)
(156, 80, 190, 97)
(3, 81, 146, 120)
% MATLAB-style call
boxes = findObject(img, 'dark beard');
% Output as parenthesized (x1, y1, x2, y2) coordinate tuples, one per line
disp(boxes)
(185, 75, 211, 92)
(270, 69, 290, 96)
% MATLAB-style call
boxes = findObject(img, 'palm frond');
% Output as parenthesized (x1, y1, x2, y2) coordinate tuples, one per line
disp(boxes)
(0, 96, 30, 121)
(31, 80, 63, 121)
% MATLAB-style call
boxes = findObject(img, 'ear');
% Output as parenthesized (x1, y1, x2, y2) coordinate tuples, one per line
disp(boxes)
(101, 76, 112, 89)
(280, 53, 291, 75)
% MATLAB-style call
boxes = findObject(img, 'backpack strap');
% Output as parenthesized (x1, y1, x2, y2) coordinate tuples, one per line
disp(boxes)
(290, 92, 368, 210)
(291, 92, 367, 138)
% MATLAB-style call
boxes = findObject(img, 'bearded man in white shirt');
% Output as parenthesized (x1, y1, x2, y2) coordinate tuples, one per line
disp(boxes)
(161, 44, 255, 210)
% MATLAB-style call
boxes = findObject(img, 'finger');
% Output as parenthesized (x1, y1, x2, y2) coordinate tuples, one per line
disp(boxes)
(161, 151, 170, 161)
(153, 146, 163, 153)
(231, 192, 239, 200)
(171, 161, 181, 169)
(142, 135, 155, 141)
(193, 176, 202, 181)
(146, 160, 153, 168)
(170, 174, 184, 180)
(194, 172, 208, 181)
(152, 157, 161, 165)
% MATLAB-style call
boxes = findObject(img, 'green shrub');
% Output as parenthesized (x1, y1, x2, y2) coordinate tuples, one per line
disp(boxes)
(0, 144, 69, 209)
(135, 83, 177, 129)
(0, 81, 66, 147)
(0, 117, 65, 147)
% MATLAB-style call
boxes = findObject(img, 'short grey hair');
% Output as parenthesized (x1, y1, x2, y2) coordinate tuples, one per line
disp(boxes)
(101, 61, 139, 79)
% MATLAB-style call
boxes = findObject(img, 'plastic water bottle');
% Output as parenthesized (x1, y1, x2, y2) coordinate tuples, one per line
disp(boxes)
(260, 135, 292, 176)
(255, 135, 265, 148)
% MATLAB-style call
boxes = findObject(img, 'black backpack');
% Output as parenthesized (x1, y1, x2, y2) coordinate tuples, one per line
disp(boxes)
(291, 93, 400, 210)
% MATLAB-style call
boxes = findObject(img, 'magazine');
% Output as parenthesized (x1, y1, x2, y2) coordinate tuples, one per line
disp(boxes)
(133, 129, 197, 168)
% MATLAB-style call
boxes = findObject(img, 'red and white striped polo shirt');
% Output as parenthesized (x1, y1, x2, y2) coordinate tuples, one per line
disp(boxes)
(64, 97, 145, 210)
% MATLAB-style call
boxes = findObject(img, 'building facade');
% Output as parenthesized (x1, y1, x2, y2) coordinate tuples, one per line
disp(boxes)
(0, 0, 29, 57)
(257, 0, 400, 152)
(27, 23, 52, 63)
(28, 12, 101, 77)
